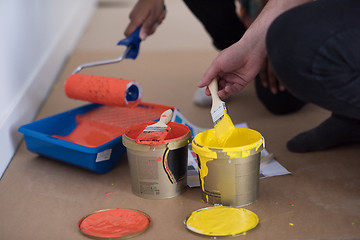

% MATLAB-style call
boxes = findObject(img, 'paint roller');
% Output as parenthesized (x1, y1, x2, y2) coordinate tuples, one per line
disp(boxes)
(64, 27, 143, 107)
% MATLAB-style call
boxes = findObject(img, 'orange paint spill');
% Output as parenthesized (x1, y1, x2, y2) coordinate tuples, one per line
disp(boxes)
(79, 209, 150, 238)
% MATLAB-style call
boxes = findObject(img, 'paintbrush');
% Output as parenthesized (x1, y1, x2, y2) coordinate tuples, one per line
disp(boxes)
(208, 79, 235, 146)
(135, 109, 173, 144)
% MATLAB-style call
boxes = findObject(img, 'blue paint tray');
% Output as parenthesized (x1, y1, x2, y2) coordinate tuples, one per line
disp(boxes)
(18, 102, 174, 173)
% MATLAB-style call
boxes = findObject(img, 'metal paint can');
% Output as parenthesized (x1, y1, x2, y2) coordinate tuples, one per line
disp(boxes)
(123, 122, 191, 199)
(192, 127, 264, 206)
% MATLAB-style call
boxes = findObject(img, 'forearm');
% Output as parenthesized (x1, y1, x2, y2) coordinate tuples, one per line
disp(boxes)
(239, 0, 312, 58)
(199, 0, 313, 98)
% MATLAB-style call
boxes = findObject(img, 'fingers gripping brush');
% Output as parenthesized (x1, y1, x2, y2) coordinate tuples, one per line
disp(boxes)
(64, 27, 142, 107)
(208, 79, 235, 146)
(135, 109, 173, 144)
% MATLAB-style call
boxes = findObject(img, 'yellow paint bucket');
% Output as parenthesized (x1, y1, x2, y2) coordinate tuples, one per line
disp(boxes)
(192, 127, 264, 206)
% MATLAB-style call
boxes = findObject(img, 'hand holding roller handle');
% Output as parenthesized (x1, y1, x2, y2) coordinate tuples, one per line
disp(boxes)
(72, 27, 142, 74)
(66, 27, 143, 106)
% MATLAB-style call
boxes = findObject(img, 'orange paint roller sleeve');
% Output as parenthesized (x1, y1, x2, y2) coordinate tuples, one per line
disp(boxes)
(64, 74, 142, 107)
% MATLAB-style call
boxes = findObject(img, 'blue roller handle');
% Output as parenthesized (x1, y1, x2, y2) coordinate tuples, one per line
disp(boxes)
(117, 26, 142, 59)
(117, 5, 166, 59)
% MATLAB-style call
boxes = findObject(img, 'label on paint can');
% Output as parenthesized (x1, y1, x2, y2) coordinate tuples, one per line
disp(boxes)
(96, 149, 112, 162)
(139, 182, 160, 196)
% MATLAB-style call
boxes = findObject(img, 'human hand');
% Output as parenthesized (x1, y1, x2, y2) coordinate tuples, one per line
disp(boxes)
(199, 41, 265, 99)
(198, 0, 305, 99)
(259, 57, 285, 94)
(124, 0, 166, 40)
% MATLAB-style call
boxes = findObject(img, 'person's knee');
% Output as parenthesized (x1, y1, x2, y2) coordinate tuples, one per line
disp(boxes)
(265, 5, 314, 101)
(254, 76, 306, 115)
(266, 12, 299, 77)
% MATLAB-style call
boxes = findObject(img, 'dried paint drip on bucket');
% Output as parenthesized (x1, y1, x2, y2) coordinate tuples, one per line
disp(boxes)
(78, 208, 150, 239)
(185, 206, 259, 237)
(123, 122, 191, 199)
(192, 127, 264, 206)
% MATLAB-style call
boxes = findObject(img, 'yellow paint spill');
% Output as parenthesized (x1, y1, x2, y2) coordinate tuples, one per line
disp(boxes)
(186, 207, 258, 236)
(198, 156, 213, 192)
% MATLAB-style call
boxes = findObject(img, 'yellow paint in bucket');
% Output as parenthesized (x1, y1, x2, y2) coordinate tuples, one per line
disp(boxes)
(185, 206, 259, 237)
(192, 127, 263, 206)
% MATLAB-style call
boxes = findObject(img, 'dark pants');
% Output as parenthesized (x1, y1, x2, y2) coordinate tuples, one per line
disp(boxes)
(183, 0, 247, 50)
(267, 0, 360, 120)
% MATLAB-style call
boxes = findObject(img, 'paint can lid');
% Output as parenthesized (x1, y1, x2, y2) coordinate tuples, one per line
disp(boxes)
(184, 206, 259, 237)
(78, 208, 151, 239)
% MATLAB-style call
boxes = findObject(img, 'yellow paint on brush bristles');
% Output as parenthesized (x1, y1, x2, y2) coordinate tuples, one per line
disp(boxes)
(214, 110, 236, 147)
(185, 206, 259, 237)
(208, 79, 236, 147)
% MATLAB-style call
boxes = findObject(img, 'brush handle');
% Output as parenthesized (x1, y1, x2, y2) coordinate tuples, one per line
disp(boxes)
(158, 109, 173, 126)
(208, 79, 225, 114)
(148, 109, 173, 129)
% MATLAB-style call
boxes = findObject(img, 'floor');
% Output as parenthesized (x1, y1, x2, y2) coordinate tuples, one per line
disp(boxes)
(1, 1, 360, 239)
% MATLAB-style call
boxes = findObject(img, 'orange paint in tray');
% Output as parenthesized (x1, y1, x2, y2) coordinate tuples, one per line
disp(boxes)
(52, 104, 173, 148)
(54, 117, 124, 147)
(19, 102, 176, 173)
